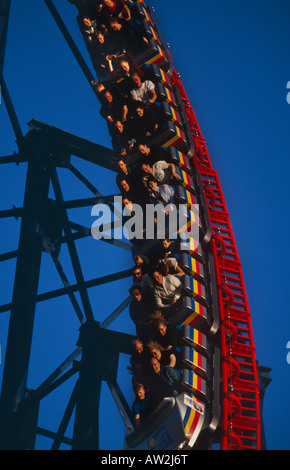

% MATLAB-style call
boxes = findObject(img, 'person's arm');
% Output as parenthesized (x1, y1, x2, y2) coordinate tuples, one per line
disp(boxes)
(168, 163, 181, 180)
(132, 400, 141, 428)
(134, 414, 141, 428)
(153, 288, 165, 309)
(120, 4, 131, 21)
(106, 55, 116, 72)
(168, 353, 176, 368)
(174, 264, 185, 277)
(167, 275, 182, 300)
(153, 287, 172, 311)
(122, 104, 128, 122)
(101, 111, 114, 123)
(148, 87, 157, 105)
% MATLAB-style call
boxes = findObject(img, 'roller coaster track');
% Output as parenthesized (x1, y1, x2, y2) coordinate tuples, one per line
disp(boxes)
(170, 70, 262, 449)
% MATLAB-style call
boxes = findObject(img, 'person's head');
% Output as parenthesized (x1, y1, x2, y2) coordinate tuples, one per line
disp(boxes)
(118, 159, 128, 173)
(141, 162, 153, 175)
(120, 59, 130, 73)
(83, 17, 92, 27)
(123, 197, 133, 212)
(133, 266, 142, 281)
(96, 31, 105, 44)
(135, 102, 145, 118)
(104, 90, 113, 103)
(134, 255, 145, 267)
(109, 18, 122, 31)
(103, 0, 114, 7)
(133, 383, 146, 400)
(131, 73, 142, 88)
(157, 261, 170, 276)
(147, 177, 158, 192)
(150, 357, 161, 374)
(120, 179, 130, 192)
(130, 286, 143, 302)
(151, 347, 161, 360)
(156, 319, 167, 336)
(138, 143, 150, 156)
(132, 339, 144, 354)
(152, 270, 163, 287)
(147, 341, 163, 361)
(115, 120, 124, 133)
(162, 239, 171, 250)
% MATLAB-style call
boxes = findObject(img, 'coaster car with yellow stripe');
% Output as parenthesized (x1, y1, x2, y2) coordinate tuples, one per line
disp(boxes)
(174, 166, 195, 191)
(181, 346, 209, 381)
(182, 274, 207, 307)
(135, 39, 170, 72)
(179, 236, 205, 263)
(150, 120, 188, 153)
(148, 64, 173, 90)
(132, 1, 154, 26)
(170, 295, 210, 335)
(175, 185, 197, 206)
(156, 82, 178, 109)
(180, 325, 209, 358)
(159, 101, 183, 128)
(181, 369, 209, 403)
(179, 252, 205, 283)
(124, 392, 206, 450)
(166, 147, 191, 173)
(142, 20, 162, 45)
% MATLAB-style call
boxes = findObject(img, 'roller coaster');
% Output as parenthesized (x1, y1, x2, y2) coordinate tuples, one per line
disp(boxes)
(0, 0, 270, 451)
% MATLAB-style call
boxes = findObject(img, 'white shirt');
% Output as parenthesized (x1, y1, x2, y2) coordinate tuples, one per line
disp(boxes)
(149, 184, 175, 205)
(153, 275, 182, 309)
(152, 161, 171, 184)
(130, 80, 155, 104)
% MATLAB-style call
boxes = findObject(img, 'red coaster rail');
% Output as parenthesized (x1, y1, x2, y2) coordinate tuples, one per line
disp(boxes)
(170, 69, 261, 450)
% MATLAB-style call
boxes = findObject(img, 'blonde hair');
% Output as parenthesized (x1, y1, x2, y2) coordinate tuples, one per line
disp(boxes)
(146, 341, 165, 354)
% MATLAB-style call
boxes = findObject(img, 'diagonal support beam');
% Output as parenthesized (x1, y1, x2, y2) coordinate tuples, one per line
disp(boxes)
(69, 221, 132, 252)
(0, 71, 23, 143)
(68, 163, 122, 219)
(64, 195, 117, 210)
(100, 296, 133, 329)
(51, 255, 86, 325)
(107, 380, 134, 429)
(50, 165, 94, 323)
(50, 381, 79, 450)
(0, 249, 18, 262)
(44, 0, 95, 86)
(0, 269, 132, 314)
(20, 347, 82, 414)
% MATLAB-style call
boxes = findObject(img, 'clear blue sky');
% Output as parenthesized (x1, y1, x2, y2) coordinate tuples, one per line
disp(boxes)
(0, 0, 289, 450)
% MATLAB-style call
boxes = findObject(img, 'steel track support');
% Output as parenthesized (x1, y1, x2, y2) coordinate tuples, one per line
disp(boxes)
(0, 0, 11, 70)
(72, 322, 135, 450)
(71, 322, 103, 450)
(0, 129, 51, 449)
